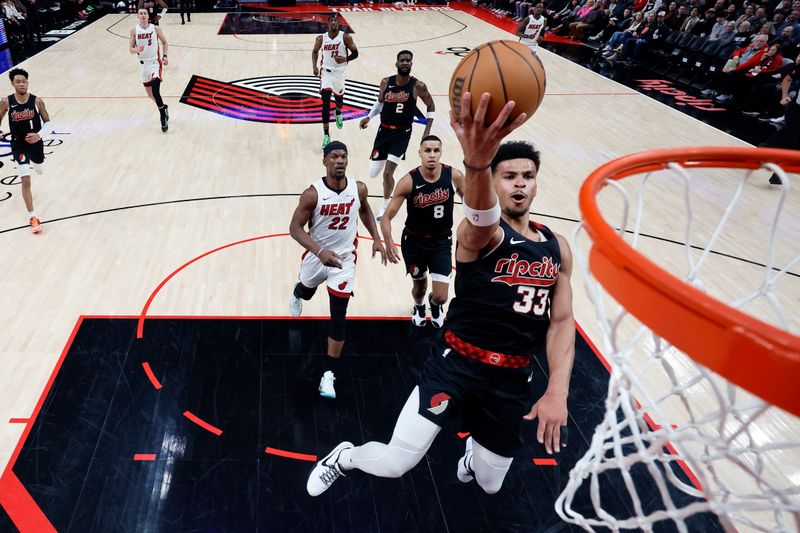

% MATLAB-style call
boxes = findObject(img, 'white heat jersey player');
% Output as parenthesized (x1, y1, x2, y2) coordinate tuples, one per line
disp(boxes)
(135, 23, 161, 84)
(299, 177, 361, 296)
(320, 31, 346, 72)
(520, 15, 547, 52)
(319, 31, 347, 95)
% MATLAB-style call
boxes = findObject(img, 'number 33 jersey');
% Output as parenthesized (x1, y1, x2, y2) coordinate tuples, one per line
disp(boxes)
(446, 219, 562, 356)
(310, 177, 361, 256)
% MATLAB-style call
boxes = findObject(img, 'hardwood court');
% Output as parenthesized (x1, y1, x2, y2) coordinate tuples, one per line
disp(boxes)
(0, 4, 797, 531)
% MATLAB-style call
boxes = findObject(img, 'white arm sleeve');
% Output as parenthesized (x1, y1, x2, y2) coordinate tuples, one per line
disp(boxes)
(367, 101, 383, 119)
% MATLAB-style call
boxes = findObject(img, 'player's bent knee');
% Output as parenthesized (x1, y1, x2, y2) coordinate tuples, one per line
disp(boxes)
(475, 475, 504, 495)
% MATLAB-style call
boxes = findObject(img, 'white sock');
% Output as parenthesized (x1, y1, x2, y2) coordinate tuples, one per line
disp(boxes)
(413, 297, 424, 306)
(28, 211, 36, 218)
(381, 198, 390, 209)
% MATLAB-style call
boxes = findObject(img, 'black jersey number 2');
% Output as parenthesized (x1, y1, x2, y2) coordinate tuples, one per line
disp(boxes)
(512, 286, 548, 315)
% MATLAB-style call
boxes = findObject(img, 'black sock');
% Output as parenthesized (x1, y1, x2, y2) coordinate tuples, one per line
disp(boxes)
(323, 354, 342, 374)
(429, 294, 442, 319)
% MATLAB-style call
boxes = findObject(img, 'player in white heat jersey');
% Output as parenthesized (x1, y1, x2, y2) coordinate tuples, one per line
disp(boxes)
(289, 141, 386, 400)
(312, 13, 358, 150)
(517, 3, 548, 54)
(129, 8, 170, 132)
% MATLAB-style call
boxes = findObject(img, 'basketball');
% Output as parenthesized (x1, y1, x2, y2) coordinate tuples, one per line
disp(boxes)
(449, 40, 546, 126)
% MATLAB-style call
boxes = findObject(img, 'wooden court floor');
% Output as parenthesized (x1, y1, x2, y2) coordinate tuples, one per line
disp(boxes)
(0, 4, 798, 531)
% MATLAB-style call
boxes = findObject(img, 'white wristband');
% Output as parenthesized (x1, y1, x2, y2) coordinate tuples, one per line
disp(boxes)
(367, 101, 383, 119)
(462, 200, 501, 227)
(426, 111, 435, 119)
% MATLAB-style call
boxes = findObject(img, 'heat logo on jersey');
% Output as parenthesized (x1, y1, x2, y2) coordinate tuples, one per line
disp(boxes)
(137, 31, 153, 41)
(319, 198, 355, 216)
(412, 188, 449, 208)
(427, 392, 451, 415)
(491, 253, 559, 287)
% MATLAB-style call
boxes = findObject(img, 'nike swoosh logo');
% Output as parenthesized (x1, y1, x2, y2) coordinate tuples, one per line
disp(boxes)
(415, 184, 425, 189)
(323, 197, 333, 201)
(510, 238, 526, 245)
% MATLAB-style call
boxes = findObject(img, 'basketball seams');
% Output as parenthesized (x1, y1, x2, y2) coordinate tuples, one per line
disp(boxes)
(485, 41, 509, 104)
(467, 46, 480, 95)
(499, 40, 546, 109)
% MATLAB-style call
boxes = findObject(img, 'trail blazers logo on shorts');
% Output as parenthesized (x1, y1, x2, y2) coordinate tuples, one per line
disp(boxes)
(180, 75, 428, 125)
(428, 392, 451, 416)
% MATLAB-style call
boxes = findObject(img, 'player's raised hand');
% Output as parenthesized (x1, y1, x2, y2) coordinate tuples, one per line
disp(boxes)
(372, 240, 387, 266)
(317, 249, 343, 269)
(449, 92, 527, 170)
(523, 391, 568, 454)
(359, 117, 370, 129)
(385, 242, 400, 264)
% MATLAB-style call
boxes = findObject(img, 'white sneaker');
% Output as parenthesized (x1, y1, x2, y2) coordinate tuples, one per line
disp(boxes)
(457, 436, 475, 483)
(306, 441, 353, 496)
(319, 370, 336, 399)
(376, 199, 390, 221)
(411, 304, 426, 327)
(289, 284, 303, 317)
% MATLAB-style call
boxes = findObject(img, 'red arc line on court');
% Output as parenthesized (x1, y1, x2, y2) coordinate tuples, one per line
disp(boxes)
(265, 447, 317, 462)
(183, 410, 223, 436)
(142, 362, 163, 389)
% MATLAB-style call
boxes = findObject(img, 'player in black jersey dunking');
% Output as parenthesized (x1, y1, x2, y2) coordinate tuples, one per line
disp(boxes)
(380, 135, 464, 328)
(360, 50, 435, 222)
(0, 68, 51, 234)
(307, 92, 575, 497)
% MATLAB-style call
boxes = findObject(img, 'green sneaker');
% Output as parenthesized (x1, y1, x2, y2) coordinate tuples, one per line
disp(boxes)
(335, 110, 343, 129)
(322, 134, 331, 149)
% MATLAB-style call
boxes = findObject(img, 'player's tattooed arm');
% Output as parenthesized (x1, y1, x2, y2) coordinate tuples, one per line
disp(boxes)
(379, 174, 412, 264)
(416, 80, 435, 138)
(289, 186, 327, 259)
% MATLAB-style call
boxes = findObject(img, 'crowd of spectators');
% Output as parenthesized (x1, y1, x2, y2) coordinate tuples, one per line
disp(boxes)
(474, 0, 800, 124)
(2, 0, 94, 54)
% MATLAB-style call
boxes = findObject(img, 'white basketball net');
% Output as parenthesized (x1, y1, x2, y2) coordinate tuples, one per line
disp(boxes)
(558, 159, 800, 532)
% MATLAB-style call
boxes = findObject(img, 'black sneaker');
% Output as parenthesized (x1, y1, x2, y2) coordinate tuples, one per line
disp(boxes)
(160, 108, 168, 133)
(428, 294, 444, 329)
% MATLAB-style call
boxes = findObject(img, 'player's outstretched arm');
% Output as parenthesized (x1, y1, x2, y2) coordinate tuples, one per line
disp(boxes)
(450, 91, 526, 259)
(357, 181, 387, 265)
(379, 174, 411, 264)
(523, 233, 575, 455)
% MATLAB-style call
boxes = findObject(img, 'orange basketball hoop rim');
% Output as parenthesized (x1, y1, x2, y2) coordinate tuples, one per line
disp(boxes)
(579, 146, 800, 417)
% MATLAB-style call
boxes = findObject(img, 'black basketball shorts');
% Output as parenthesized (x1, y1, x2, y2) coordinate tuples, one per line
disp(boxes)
(370, 125, 412, 162)
(11, 139, 45, 167)
(416, 336, 533, 457)
(400, 231, 452, 280)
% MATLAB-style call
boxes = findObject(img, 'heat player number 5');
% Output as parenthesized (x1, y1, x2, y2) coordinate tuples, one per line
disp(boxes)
(513, 286, 548, 315)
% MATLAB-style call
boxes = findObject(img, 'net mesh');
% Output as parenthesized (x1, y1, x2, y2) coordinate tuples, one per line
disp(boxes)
(558, 155, 800, 532)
